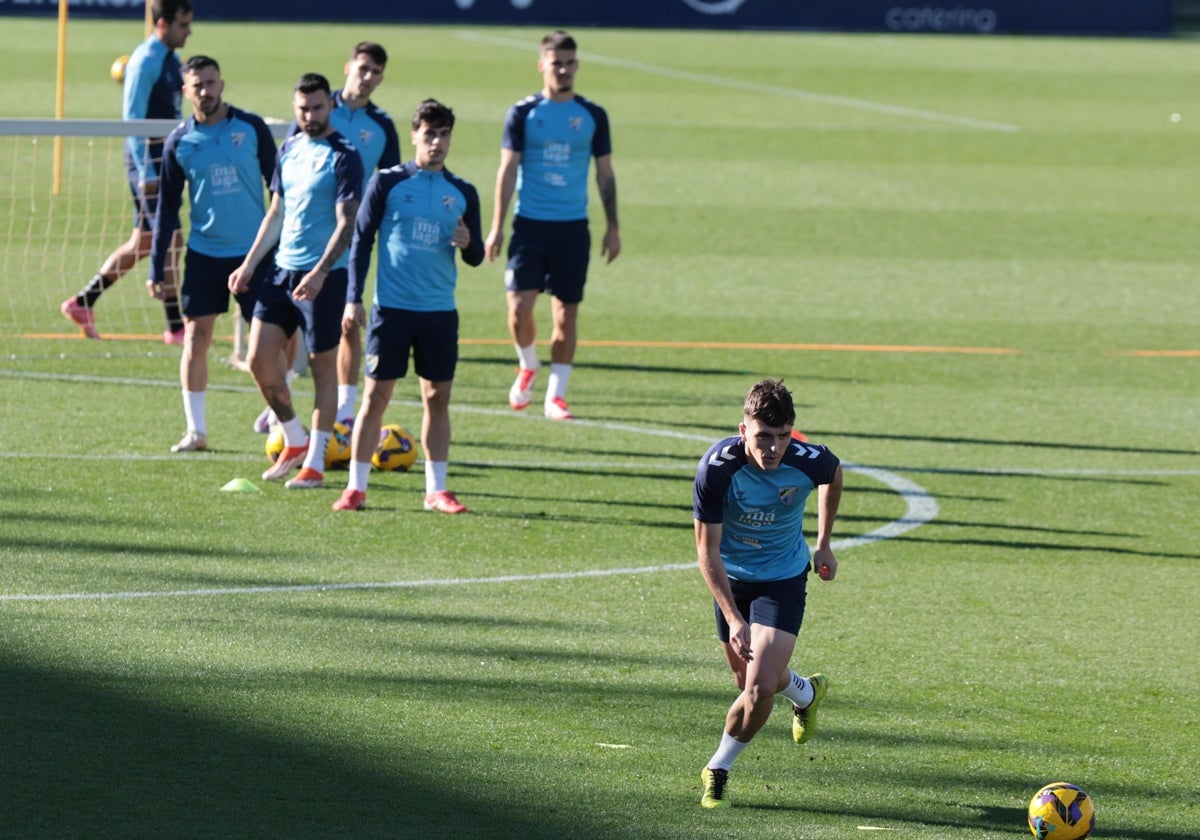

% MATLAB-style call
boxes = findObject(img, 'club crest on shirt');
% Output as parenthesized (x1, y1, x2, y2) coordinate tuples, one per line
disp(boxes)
(358, 128, 375, 147)
(569, 116, 584, 132)
(778, 486, 799, 506)
(442, 195, 456, 211)
(229, 131, 246, 148)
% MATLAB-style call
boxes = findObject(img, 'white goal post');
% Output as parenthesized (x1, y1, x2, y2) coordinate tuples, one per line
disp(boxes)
(0, 117, 288, 366)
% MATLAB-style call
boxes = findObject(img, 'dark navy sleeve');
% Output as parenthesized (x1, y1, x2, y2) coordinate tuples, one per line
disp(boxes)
(580, 98, 612, 158)
(332, 136, 365, 205)
(269, 136, 291, 197)
(501, 98, 532, 153)
(375, 106, 402, 170)
(245, 110, 277, 186)
(693, 436, 744, 523)
(348, 169, 390, 305)
(149, 125, 186, 283)
(448, 172, 484, 268)
(782, 441, 840, 486)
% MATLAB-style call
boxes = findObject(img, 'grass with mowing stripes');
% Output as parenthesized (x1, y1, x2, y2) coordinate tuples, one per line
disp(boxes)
(1, 19, 1198, 839)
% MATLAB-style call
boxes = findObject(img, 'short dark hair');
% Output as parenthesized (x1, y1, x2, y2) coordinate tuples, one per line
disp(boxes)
(152, 0, 192, 24)
(541, 30, 577, 52)
(352, 41, 388, 67)
(411, 98, 455, 132)
(183, 55, 219, 76)
(295, 73, 331, 96)
(743, 379, 795, 429)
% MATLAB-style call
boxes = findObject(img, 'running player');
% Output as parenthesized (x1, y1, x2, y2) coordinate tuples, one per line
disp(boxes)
(693, 379, 843, 809)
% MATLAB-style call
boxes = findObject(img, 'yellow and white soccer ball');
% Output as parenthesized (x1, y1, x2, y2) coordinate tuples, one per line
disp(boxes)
(266, 423, 352, 470)
(110, 54, 130, 84)
(1028, 782, 1094, 839)
(326, 421, 352, 470)
(372, 423, 418, 471)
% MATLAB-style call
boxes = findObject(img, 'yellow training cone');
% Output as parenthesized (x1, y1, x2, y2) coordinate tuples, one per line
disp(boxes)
(221, 478, 260, 493)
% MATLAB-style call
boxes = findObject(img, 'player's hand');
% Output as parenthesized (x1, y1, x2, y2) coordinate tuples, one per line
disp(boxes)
(293, 269, 327, 302)
(343, 303, 364, 334)
(450, 218, 470, 249)
(813, 547, 837, 581)
(729, 621, 753, 662)
(228, 265, 250, 294)
(484, 228, 503, 263)
(601, 226, 621, 264)
(146, 279, 164, 300)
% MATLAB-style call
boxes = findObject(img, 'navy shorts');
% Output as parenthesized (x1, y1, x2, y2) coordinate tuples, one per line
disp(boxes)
(181, 249, 270, 321)
(124, 155, 159, 232)
(504, 216, 590, 304)
(364, 306, 458, 383)
(714, 573, 809, 641)
(252, 266, 348, 355)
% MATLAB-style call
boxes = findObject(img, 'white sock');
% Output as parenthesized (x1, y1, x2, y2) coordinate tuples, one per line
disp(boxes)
(780, 671, 814, 708)
(337, 384, 357, 421)
(425, 460, 448, 495)
(281, 416, 307, 448)
(183, 390, 206, 435)
(348, 459, 370, 493)
(303, 429, 330, 472)
(515, 343, 540, 371)
(546, 363, 572, 403)
(707, 731, 749, 771)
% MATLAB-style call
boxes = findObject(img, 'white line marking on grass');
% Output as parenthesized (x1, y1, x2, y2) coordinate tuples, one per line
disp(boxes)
(0, 462, 934, 603)
(456, 30, 1020, 134)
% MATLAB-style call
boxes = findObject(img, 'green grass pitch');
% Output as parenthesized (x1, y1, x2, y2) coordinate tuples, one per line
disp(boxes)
(1, 17, 1198, 839)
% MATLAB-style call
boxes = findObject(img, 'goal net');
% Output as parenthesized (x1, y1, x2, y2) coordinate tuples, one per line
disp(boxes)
(0, 117, 285, 365)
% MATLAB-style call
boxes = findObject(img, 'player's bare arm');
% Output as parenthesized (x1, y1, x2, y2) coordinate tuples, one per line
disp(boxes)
(295, 198, 359, 301)
(595, 154, 620, 263)
(485, 148, 521, 262)
(696, 520, 752, 662)
(229, 194, 284, 293)
(813, 464, 844, 581)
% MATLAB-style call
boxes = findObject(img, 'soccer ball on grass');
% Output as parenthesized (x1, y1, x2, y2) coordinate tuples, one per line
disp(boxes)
(1028, 782, 1094, 839)
(372, 423, 418, 471)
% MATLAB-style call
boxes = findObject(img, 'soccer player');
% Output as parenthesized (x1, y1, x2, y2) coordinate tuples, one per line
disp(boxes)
(60, 0, 193, 344)
(257, 42, 401, 433)
(228, 73, 363, 489)
(151, 56, 277, 453)
(484, 30, 620, 421)
(334, 98, 484, 514)
(692, 379, 843, 809)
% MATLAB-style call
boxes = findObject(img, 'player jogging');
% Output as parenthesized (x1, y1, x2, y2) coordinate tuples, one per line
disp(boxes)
(693, 379, 843, 809)
(334, 98, 484, 515)
(152, 55, 277, 453)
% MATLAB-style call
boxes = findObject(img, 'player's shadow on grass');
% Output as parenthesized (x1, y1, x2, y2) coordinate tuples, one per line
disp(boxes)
(0, 656, 618, 839)
(894, 533, 1200, 561)
(461, 354, 851, 383)
(815, 429, 1200, 458)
